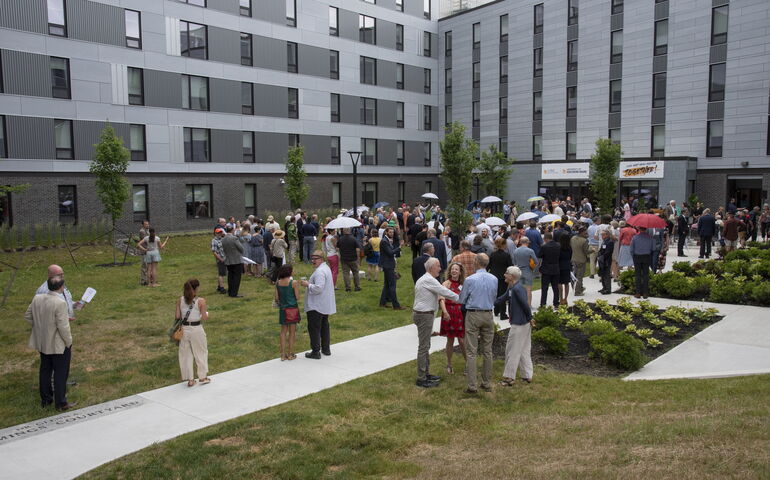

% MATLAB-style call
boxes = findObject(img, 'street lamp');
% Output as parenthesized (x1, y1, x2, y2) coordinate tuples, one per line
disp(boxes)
(348, 151, 361, 217)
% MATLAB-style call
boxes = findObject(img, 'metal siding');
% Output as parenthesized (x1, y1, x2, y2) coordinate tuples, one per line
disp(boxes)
(68, 0, 125, 47)
(73, 121, 129, 161)
(608, 113, 621, 129)
(211, 129, 243, 163)
(654, 2, 669, 20)
(430, 106, 438, 131)
(609, 62, 623, 80)
(566, 71, 577, 87)
(431, 34, 438, 59)
(208, 0, 239, 15)
(144, 70, 182, 109)
(1, 50, 51, 98)
(651, 108, 666, 125)
(567, 24, 578, 41)
(404, 0, 422, 19)
(253, 0, 285, 25)
(405, 141, 423, 167)
(378, 139, 397, 166)
(0, 0, 47, 34)
(707, 102, 724, 120)
(298, 45, 330, 78)
(208, 26, 241, 65)
(338, 9, 358, 42)
(378, 20, 397, 50)
(610, 13, 623, 31)
(565, 117, 577, 133)
(377, 59, 396, 89)
(6, 116, 54, 159)
(301, 135, 329, 164)
(253, 84, 288, 118)
(710, 45, 727, 64)
(340, 94, 359, 124)
(253, 36, 287, 72)
(254, 132, 287, 163)
(378, 100, 397, 128)
(209, 78, 242, 114)
(404, 65, 424, 94)
(652, 55, 667, 73)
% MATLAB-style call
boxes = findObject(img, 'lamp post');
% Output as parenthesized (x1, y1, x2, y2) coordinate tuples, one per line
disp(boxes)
(348, 151, 361, 217)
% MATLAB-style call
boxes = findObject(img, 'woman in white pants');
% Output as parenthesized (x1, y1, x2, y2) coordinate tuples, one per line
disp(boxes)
(176, 279, 210, 387)
(494, 266, 534, 386)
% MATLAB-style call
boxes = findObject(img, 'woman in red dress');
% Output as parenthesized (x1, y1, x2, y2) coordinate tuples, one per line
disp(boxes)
(439, 262, 467, 374)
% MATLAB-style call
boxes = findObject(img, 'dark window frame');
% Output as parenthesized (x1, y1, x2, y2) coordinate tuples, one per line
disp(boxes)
(711, 5, 728, 46)
(47, 0, 67, 37)
(330, 93, 340, 122)
(50, 56, 71, 99)
(396, 102, 404, 128)
(609, 128, 621, 145)
(652, 72, 666, 108)
(362, 138, 378, 165)
(568, 0, 578, 25)
(240, 32, 253, 66)
(423, 105, 432, 130)
(360, 56, 377, 85)
(359, 14, 376, 45)
(287, 41, 298, 73)
(611, 0, 623, 14)
(362, 181, 378, 205)
(244, 183, 257, 216)
(533, 91, 542, 121)
(651, 125, 665, 157)
(397, 140, 405, 166)
(534, 4, 544, 35)
(129, 124, 146, 161)
(396, 63, 404, 89)
(241, 82, 253, 114)
(472, 100, 480, 128)
(611, 29, 623, 63)
(396, 24, 403, 50)
(609, 79, 622, 113)
(472, 61, 480, 88)
(708, 63, 726, 102)
(242, 131, 254, 163)
(533, 134, 542, 160)
(654, 20, 667, 56)
(567, 40, 578, 71)
(128, 67, 144, 105)
(472, 22, 480, 49)
(58, 185, 78, 224)
(332, 182, 342, 208)
(185, 184, 213, 219)
(0, 115, 7, 158)
(286, 0, 297, 27)
(330, 50, 339, 79)
(361, 97, 377, 125)
(566, 132, 577, 160)
(183, 127, 211, 162)
(132, 184, 148, 222)
(125, 9, 142, 49)
(500, 55, 508, 83)
(424, 142, 431, 166)
(329, 6, 339, 36)
(288, 88, 298, 119)
(54, 119, 73, 159)
(240, 0, 252, 17)
(180, 20, 208, 59)
(396, 0, 403, 12)
(444, 105, 452, 126)
(331, 136, 340, 164)
(445, 68, 452, 93)
(534, 48, 543, 77)
(499, 96, 508, 124)
(423, 31, 432, 57)
(424, 68, 431, 94)
(182, 74, 209, 111)
(567, 86, 577, 117)
(706, 120, 723, 157)
(500, 14, 508, 43)
(445, 31, 452, 57)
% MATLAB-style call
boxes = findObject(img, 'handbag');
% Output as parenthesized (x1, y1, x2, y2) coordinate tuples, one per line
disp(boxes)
(170, 301, 195, 343)
(529, 257, 537, 271)
(283, 307, 300, 324)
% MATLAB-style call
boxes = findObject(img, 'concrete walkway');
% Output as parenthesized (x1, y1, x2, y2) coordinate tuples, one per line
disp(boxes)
(2, 247, 768, 479)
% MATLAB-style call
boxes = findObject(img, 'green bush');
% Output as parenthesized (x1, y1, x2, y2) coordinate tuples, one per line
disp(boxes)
(701, 260, 724, 276)
(619, 270, 636, 293)
(750, 282, 770, 305)
(672, 261, 694, 275)
(746, 241, 770, 250)
(533, 307, 562, 330)
(532, 327, 569, 356)
(724, 249, 754, 262)
(661, 272, 696, 299)
(589, 331, 646, 371)
(723, 260, 751, 277)
(750, 260, 770, 280)
(708, 279, 745, 304)
(581, 319, 616, 337)
(690, 275, 715, 295)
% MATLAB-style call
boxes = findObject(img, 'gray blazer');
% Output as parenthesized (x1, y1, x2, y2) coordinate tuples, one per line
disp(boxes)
(221, 234, 245, 265)
(25, 292, 72, 354)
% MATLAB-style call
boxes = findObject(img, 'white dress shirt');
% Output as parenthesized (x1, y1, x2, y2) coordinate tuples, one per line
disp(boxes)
(37, 281, 75, 319)
(304, 263, 337, 315)
(412, 273, 459, 312)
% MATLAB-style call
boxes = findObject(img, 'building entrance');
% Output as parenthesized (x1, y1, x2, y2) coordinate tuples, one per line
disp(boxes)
(727, 176, 763, 209)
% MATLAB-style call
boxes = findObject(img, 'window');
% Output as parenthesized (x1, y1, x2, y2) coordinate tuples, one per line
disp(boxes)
(361, 56, 377, 85)
(182, 75, 209, 110)
(128, 67, 144, 105)
(425, 181, 432, 192)
(654, 20, 667, 56)
(423, 31, 432, 57)
(180, 21, 207, 59)
(609, 128, 621, 145)
(244, 184, 256, 216)
(445, 31, 452, 57)
(611, 0, 623, 14)
(499, 137, 508, 157)
(288, 88, 298, 118)
(610, 80, 622, 113)
(54, 119, 73, 159)
(179, 0, 206, 5)
(445, 68, 452, 93)
(243, 131, 254, 162)
(58, 185, 77, 224)
(424, 68, 431, 94)
(709, 63, 726, 102)
(332, 183, 342, 209)
(186, 184, 212, 219)
(0, 55, 3, 93)
(331, 137, 340, 164)
(286, 0, 296, 27)
(362, 182, 378, 205)
(125, 10, 141, 48)
(567, 87, 577, 117)
(47, 0, 67, 36)
(707, 120, 723, 157)
(652, 73, 666, 108)
(423, 0, 431, 19)
(472, 23, 480, 49)
(534, 48, 543, 77)
(445, 105, 452, 126)
(396, 24, 403, 50)
(329, 7, 338, 36)
(287, 42, 298, 73)
(472, 101, 480, 127)
(288, 134, 300, 147)
(472, 62, 480, 88)
(330, 50, 339, 79)
(240, 0, 252, 17)
(363, 0, 374, 4)
(396, 63, 404, 89)
(330, 94, 340, 122)
(651, 125, 665, 156)
(424, 142, 431, 166)
(241, 82, 253, 114)
(397, 181, 405, 204)
(396, 0, 403, 12)
(423, 105, 432, 130)
(567, 40, 578, 71)
(533, 135, 542, 160)
(500, 15, 508, 42)
(499, 96, 508, 124)
(362, 138, 377, 165)
(132, 185, 148, 222)
(397, 140, 405, 166)
(361, 97, 377, 125)
(184, 128, 210, 162)
(130, 124, 146, 161)
(568, 0, 578, 25)
(711, 6, 728, 46)
(534, 4, 544, 34)
(50, 57, 70, 99)
(533, 92, 542, 120)
(611, 30, 623, 63)
(359, 15, 376, 44)
(396, 102, 404, 128)
(0, 116, 5, 158)
(566, 132, 576, 160)
(500, 56, 508, 83)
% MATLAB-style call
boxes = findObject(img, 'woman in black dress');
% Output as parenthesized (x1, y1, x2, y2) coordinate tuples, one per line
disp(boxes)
(487, 236, 513, 319)
(558, 234, 573, 306)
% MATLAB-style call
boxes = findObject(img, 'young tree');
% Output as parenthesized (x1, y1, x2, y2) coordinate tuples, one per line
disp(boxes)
(89, 124, 130, 264)
(589, 138, 621, 214)
(477, 144, 514, 198)
(284, 145, 309, 210)
(440, 122, 478, 226)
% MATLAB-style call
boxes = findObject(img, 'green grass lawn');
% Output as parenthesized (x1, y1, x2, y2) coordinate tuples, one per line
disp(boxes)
(0, 235, 421, 429)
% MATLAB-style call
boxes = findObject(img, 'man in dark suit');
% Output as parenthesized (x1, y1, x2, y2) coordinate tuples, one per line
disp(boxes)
(409, 220, 427, 259)
(412, 243, 434, 283)
(697, 208, 716, 258)
(677, 209, 689, 257)
(537, 232, 561, 308)
(598, 229, 615, 294)
(379, 227, 404, 310)
(422, 228, 447, 273)
(221, 226, 245, 297)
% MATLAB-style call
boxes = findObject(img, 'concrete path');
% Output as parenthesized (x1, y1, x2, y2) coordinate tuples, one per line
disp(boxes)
(2, 245, 768, 479)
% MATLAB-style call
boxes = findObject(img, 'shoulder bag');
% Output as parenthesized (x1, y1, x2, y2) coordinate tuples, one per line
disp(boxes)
(281, 281, 300, 324)
(170, 300, 195, 343)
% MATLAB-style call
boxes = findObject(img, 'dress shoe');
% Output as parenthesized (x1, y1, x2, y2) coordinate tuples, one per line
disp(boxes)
(416, 379, 440, 388)
(41, 401, 52, 408)
(464, 388, 478, 394)
(304, 352, 322, 359)
(426, 374, 442, 382)
(380, 304, 389, 308)
(56, 402, 78, 411)
(354, 287, 361, 291)
(393, 306, 407, 310)
(322, 350, 331, 356)
(229, 294, 244, 298)
(481, 385, 492, 392)
(345, 288, 351, 292)
(634, 294, 641, 299)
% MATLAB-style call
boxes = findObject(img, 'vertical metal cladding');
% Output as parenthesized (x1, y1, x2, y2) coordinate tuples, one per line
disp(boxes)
(211, 129, 243, 163)
(339, 94, 359, 124)
(0, 50, 51, 97)
(209, 78, 242, 114)
(405, 141, 424, 167)
(297, 44, 330, 78)
(404, 65, 426, 94)
(6, 116, 55, 159)
(73, 120, 129, 161)
(253, 84, 288, 118)
(378, 139, 397, 166)
(253, 36, 287, 72)
(208, 26, 241, 65)
(252, 0, 285, 25)
(67, 0, 125, 47)
(254, 132, 288, 163)
(0, 0, 47, 34)
(207, 0, 240, 16)
(338, 9, 359, 42)
(143, 70, 183, 109)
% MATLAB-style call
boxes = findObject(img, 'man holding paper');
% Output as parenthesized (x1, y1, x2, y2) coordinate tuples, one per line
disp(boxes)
(36, 265, 84, 321)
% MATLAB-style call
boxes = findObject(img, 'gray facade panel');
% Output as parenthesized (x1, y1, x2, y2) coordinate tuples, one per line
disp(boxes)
(208, 0, 239, 15)
(654, 2, 669, 20)
(379, 100, 397, 128)
(608, 113, 621, 129)
(378, 20, 397, 51)
(652, 55, 667, 73)
(301, 135, 330, 164)
(253, 36, 286, 72)
(339, 94, 359, 124)
(1, 50, 51, 98)
(533, 77, 543, 92)
(6, 116, 54, 159)
(298, 44, 330, 78)
(609, 63, 622, 80)
(208, 26, 241, 65)
(499, 42, 508, 56)
(404, 64, 424, 94)
(211, 129, 243, 163)
(144, 70, 182, 109)
(338, 9, 359, 42)
(565, 117, 576, 132)
(707, 101, 724, 120)
(253, 0, 286, 25)
(0, 0, 47, 34)
(710, 44, 727, 64)
(378, 139, 397, 166)
(567, 24, 578, 41)
(67, 0, 125, 47)
(566, 71, 577, 87)
(532, 120, 542, 135)
(73, 120, 129, 161)
(254, 132, 287, 163)
(405, 141, 424, 167)
(253, 83, 287, 118)
(404, 0, 423, 19)
(431, 34, 438, 59)
(378, 59, 397, 89)
(651, 107, 666, 125)
(610, 13, 623, 31)
(210, 78, 242, 114)
(533, 34, 543, 49)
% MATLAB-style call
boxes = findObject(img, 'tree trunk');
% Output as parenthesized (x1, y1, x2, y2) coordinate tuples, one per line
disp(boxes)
(112, 218, 117, 265)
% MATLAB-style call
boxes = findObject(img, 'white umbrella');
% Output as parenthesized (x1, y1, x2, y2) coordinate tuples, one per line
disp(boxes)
(484, 216, 507, 226)
(421, 192, 439, 199)
(527, 195, 545, 203)
(538, 214, 561, 224)
(325, 217, 363, 229)
(481, 195, 502, 203)
(343, 206, 369, 217)
(580, 217, 593, 224)
(516, 212, 539, 222)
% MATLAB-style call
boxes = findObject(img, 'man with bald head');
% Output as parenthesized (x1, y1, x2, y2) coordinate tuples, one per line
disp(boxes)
(36, 265, 82, 321)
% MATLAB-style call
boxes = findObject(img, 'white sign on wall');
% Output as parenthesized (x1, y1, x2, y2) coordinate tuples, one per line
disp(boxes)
(619, 160, 664, 179)
(541, 163, 590, 180)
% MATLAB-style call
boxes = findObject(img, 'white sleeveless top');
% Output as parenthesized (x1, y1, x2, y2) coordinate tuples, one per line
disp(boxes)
(180, 296, 202, 324)
(325, 235, 338, 256)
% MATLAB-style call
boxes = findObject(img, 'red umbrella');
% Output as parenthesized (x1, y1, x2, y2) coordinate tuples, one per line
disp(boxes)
(627, 213, 667, 229)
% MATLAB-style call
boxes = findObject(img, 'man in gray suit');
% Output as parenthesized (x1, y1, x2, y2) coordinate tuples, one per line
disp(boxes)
(221, 225, 245, 297)
(26, 273, 75, 410)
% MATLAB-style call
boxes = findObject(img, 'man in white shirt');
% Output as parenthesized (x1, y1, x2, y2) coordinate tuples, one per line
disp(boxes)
(301, 250, 337, 359)
(36, 264, 82, 321)
(412, 257, 459, 388)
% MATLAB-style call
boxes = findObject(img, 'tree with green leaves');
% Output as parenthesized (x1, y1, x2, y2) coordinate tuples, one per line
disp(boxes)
(589, 138, 621, 214)
(440, 122, 478, 227)
(284, 145, 309, 210)
(477, 144, 514, 198)
(89, 124, 130, 264)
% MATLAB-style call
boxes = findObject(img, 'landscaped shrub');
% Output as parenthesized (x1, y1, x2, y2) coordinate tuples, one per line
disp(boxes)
(581, 319, 616, 337)
(701, 260, 724, 276)
(660, 272, 696, 299)
(708, 279, 745, 304)
(750, 260, 770, 280)
(691, 274, 715, 295)
(746, 241, 770, 250)
(532, 327, 569, 356)
(619, 270, 636, 293)
(589, 331, 646, 370)
(750, 281, 770, 305)
(723, 259, 751, 277)
(672, 261, 694, 275)
(533, 307, 562, 330)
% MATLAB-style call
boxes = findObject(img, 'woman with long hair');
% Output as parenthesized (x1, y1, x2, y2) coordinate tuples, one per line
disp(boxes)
(274, 264, 300, 360)
(439, 262, 467, 374)
(176, 279, 210, 387)
(138, 228, 168, 287)
(365, 230, 381, 281)
(323, 229, 339, 287)
(558, 234, 573, 306)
